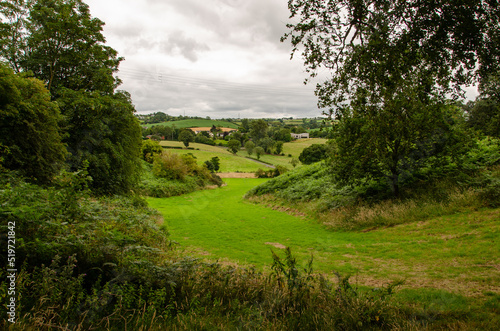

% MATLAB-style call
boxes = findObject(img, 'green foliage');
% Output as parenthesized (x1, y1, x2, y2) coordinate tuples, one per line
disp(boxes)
(254, 146, 265, 160)
(248, 162, 331, 199)
(148, 152, 221, 196)
(141, 118, 238, 129)
(275, 141, 284, 155)
(332, 100, 469, 196)
(141, 139, 163, 163)
(467, 73, 500, 138)
(1, 1, 143, 195)
(226, 138, 240, 154)
(245, 140, 255, 156)
(255, 165, 289, 179)
(273, 128, 292, 142)
(463, 137, 500, 168)
(0, 63, 66, 184)
(259, 137, 275, 154)
(195, 132, 216, 145)
(283, 1, 496, 197)
(0, 189, 410, 331)
(178, 129, 195, 147)
(204, 156, 220, 173)
(59, 89, 142, 195)
(298, 143, 329, 165)
(250, 119, 269, 142)
(2, 0, 121, 95)
(153, 151, 189, 180)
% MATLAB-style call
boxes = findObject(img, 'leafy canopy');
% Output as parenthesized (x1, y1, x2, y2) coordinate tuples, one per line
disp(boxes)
(0, 63, 66, 184)
(282, 0, 495, 195)
(1, 0, 143, 194)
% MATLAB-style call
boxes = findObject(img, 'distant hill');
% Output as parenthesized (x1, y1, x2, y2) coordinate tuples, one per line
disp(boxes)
(142, 119, 239, 129)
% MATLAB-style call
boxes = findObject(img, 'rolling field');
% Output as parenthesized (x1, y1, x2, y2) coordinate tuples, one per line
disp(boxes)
(158, 141, 270, 172)
(283, 138, 328, 158)
(148, 179, 500, 299)
(158, 139, 328, 171)
(142, 119, 239, 129)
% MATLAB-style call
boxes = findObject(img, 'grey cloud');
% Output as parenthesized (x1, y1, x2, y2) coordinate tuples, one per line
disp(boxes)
(161, 32, 210, 62)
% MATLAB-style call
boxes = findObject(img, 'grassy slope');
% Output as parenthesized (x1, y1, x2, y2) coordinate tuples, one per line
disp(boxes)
(283, 138, 328, 158)
(159, 141, 266, 172)
(148, 179, 500, 298)
(158, 139, 327, 172)
(142, 119, 239, 129)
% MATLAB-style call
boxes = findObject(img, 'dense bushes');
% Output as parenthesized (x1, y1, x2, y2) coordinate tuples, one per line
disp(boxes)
(255, 165, 289, 178)
(246, 137, 500, 230)
(139, 152, 223, 198)
(0, 63, 67, 184)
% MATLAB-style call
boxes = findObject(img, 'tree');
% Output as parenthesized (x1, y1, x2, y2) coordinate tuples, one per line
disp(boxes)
(0, 63, 66, 184)
(1, 0, 121, 96)
(150, 125, 173, 140)
(290, 158, 299, 168)
(275, 141, 284, 155)
(178, 129, 195, 147)
(282, 0, 489, 195)
(141, 139, 163, 163)
(148, 112, 168, 124)
(298, 144, 329, 165)
(467, 72, 500, 137)
(245, 141, 255, 156)
(59, 89, 142, 195)
(239, 118, 250, 133)
(259, 137, 275, 154)
(204, 156, 220, 173)
(210, 156, 220, 172)
(227, 139, 241, 154)
(1, 0, 143, 195)
(274, 128, 292, 142)
(254, 147, 265, 160)
(250, 119, 269, 142)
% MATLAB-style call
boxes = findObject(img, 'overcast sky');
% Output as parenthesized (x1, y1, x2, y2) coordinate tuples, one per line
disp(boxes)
(84, 0, 478, 119)
(84, 0, 323, 119)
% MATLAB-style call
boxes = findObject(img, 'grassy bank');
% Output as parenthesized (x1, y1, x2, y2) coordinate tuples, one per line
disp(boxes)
(148, 178, 499, 330)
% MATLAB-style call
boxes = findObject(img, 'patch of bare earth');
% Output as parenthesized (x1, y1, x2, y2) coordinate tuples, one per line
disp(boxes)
(218, 172, 256, 178)
(265, 242, 287, 249)
(337, 256, 500, 297)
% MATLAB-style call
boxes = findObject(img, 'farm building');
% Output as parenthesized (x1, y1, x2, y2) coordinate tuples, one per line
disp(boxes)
(189, 127, 237, 137)
(291, 133, 310, 139)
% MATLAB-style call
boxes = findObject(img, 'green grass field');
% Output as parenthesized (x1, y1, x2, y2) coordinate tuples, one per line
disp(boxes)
(283, 138, 328, 158)
(142, 119, 239, 129)
(148, 178, 500, 300)
(158, 139, 328, 172)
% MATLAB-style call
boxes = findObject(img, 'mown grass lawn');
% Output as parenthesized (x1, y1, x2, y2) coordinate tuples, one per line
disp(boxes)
(148, 178, 500, 301)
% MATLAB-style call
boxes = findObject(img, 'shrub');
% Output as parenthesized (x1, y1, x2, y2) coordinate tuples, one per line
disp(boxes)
(141, 139, 163, 163)
(153, 151, 188, 180)
(299, 144, 329, 164)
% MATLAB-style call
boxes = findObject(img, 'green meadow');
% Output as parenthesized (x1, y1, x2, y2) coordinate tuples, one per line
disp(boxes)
(148, 179, 500, 299)
(158, 139, 328, 172)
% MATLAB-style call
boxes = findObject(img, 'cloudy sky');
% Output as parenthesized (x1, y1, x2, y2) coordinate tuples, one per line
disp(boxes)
(84, 0, 322, 119)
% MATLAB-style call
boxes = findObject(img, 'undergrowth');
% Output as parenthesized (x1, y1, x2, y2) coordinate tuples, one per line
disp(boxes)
(138, 160, 222, 198)
(0, 171, 423, 330)
(245, 138, 500, 231)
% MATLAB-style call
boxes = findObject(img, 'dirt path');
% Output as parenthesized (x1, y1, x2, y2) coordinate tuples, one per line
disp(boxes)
(218, 172, 256, 178)
(241, 156, 276, 168)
